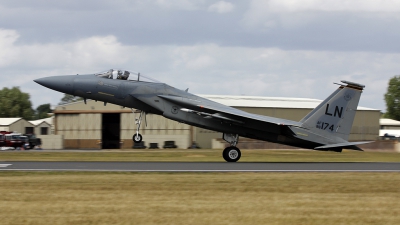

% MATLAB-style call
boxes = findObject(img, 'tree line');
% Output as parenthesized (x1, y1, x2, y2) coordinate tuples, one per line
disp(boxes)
(0, 87, 81, 120)
(384, 76, 400, 120)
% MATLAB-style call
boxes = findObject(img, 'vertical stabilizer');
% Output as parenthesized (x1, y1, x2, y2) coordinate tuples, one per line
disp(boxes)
(300, 81, 365, 141)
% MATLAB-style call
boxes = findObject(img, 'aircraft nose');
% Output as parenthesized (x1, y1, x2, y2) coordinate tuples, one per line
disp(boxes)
(34, 75, 75, 95)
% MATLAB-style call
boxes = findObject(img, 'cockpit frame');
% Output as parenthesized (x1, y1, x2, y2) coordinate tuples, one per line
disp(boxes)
(96, 69, 161, 83)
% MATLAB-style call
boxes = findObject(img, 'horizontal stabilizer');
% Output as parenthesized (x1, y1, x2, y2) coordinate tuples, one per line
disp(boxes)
(314, 141, 373, 151)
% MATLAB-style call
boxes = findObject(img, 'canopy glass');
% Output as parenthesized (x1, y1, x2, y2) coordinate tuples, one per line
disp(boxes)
(95, 69, 161, 83)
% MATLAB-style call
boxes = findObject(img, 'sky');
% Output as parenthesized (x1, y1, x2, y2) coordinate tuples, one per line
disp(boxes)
(1, 0, 400, 111)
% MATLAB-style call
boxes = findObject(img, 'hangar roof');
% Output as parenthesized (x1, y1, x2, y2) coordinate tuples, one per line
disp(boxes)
(199, 95, 378, 111)
(29, 117, 53, 126)
(0, 118, 22, 126)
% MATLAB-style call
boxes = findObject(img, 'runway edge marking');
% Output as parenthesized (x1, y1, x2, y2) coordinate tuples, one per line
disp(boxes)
(0, 164, 12, 168)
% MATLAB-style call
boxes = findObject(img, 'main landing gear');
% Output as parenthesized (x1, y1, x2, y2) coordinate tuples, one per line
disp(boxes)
(132, 110, 145, 143)
(222, 133, 241, 162)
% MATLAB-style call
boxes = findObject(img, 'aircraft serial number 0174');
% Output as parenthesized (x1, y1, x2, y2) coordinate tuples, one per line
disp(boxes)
(34, 69, 371, 162)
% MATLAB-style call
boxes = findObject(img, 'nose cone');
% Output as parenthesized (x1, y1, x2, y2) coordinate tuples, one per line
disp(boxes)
(34, 75, 75, 95)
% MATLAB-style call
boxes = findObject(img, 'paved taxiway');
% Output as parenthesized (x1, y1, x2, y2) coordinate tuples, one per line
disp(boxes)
(0, 162, 399, 172)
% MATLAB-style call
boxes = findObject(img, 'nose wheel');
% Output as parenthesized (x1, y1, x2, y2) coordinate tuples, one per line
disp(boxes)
(133, 133, 142, 143)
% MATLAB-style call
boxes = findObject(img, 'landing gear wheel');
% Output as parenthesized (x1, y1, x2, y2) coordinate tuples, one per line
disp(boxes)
(133, 134, 143, 143)
(223, 146, 241, 162)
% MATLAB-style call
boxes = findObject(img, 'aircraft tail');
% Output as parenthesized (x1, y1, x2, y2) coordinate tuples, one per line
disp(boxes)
(300, 81, 365, 141)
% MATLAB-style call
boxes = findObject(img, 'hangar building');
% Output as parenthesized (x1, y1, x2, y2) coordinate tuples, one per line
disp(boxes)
(0, 118, 51, 135)
(53, 95, 380, 149)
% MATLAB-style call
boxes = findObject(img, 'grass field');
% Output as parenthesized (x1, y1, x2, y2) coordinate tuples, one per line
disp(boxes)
(0, 149, 400, 162)
(0, 172, 399, 225)
(1, 150, 399, 224)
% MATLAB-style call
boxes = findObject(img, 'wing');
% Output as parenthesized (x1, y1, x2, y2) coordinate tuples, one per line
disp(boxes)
(158, 95, 302, 127)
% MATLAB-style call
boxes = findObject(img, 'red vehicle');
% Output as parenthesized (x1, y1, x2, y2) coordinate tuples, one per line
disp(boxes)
(0, 131, 11, 147)
(4, 133, 23, 148)
(0, 133, 5, 146)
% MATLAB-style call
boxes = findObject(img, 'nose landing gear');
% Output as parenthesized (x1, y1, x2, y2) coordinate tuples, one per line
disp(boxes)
(222, 133, 241, 162)
(132, 110, 146, 143)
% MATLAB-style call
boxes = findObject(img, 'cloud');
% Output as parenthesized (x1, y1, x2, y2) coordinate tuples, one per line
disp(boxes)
(0, 0, 194, 11)
(0, 29, 131, 80)
(1, 1, 400, 53)
(243, 0, 400, 29)
(250, 0, 400, 13)
(0, 29, 398, 111)
(154, 0, 206, 11)
(0, 29, 20, 67)
(172, 45, 216, 70)
(208, 1, 234, 13)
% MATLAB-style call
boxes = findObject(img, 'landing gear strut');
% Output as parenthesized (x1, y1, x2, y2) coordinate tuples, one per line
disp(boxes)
(132, 110, 145, 143)
(222, 133, 241, 162)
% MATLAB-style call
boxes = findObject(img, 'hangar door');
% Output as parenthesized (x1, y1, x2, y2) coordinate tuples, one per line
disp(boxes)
(102, 113, 120, 149)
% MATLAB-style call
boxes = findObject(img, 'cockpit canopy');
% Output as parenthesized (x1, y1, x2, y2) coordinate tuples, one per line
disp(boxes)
(95, 69, 160, 83)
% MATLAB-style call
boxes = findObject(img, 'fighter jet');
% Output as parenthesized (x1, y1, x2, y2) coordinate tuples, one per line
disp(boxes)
(34, 69, 370, 162)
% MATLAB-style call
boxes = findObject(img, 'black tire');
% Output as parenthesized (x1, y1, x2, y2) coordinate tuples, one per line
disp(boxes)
(133, 134, 143, 143)
(222, 146, 241, 162)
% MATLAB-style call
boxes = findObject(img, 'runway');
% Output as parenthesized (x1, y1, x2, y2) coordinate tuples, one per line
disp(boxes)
(0, 162, 399, 172)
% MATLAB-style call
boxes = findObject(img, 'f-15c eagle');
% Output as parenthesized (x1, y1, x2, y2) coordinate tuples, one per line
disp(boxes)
(34, 69, 370, 162)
